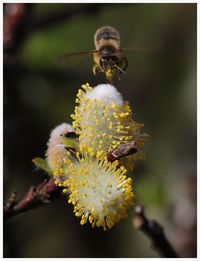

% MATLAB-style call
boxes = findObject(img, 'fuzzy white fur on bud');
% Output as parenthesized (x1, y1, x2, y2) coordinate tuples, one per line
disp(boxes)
(85, 84, 123, 107)
(46, 123, 74, 169)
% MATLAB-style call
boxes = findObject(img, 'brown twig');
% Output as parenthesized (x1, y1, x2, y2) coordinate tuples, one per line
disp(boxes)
(4, 140, 137, 221)
(4, 178, 61, 220)
(133, 205, 179, 258)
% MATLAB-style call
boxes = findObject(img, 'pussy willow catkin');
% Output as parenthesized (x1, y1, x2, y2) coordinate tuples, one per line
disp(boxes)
(46, 123, 75, 170)
(47, 83, 147, 230)
(71, 83, 148, 168)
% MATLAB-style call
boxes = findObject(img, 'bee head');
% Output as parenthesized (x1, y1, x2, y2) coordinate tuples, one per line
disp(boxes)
(100, 56, 119, 71)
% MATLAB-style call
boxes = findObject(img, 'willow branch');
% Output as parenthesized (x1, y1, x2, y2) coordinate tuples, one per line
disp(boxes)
(4, 140, 137, 221)
(133, 205, 179, 258)
(4, 178, 61, 220)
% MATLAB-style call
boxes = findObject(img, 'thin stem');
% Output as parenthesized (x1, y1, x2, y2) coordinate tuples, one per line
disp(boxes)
(4, 178, 61, 220)
(133, 205, 179, 258)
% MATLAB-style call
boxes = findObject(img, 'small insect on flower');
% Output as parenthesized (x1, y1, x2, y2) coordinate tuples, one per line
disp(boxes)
(46, 123, 77, 170)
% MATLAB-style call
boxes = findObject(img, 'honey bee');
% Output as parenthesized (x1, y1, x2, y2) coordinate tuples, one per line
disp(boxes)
(92, 25, 128, 83)
(56, 25, 129, 83)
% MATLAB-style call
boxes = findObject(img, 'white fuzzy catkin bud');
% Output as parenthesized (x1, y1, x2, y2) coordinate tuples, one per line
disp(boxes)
(46, 123, 74, 170)
(85, 84, 123, 107)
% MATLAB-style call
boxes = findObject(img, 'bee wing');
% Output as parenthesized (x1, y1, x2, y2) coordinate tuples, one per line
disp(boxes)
(55, 50, 97, 68)
(120, 45, 160, 53)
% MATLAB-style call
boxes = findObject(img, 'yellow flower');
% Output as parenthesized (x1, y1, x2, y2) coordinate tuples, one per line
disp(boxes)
(56, 154, 135, 230)
(71, 83, 148, 167)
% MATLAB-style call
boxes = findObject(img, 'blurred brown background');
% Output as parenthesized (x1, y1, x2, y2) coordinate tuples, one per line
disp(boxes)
(3, 3, 197, 258)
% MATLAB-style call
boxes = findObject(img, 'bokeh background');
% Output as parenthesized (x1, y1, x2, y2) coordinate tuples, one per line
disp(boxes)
(3, 3, 197, 258)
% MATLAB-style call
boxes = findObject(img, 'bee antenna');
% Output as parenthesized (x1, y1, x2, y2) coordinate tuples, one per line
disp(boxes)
(115, 65, 125, 74)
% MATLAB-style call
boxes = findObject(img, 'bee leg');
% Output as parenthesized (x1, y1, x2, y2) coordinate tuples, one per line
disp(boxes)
(106, 75, 113, 84)
(105, 70, 114, 84)
(93, 64, 104, 75)
(120, 57, 128, 71)
(118, 57, 128, 80)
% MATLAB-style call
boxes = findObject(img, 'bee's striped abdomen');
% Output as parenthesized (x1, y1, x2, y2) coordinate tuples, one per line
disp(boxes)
(94, 26, 120, 50)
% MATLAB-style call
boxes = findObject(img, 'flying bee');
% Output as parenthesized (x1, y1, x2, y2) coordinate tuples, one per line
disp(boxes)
(56, 25, 154, 83)
(56, 25, 130, 83)
(92, 25, 128, 83)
